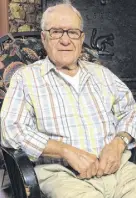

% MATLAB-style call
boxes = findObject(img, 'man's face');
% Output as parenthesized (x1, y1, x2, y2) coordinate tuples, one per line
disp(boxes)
(41, 7, 85, 67)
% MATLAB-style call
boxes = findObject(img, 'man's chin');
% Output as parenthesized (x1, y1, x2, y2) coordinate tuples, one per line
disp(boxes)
(56, 60, 74, 67)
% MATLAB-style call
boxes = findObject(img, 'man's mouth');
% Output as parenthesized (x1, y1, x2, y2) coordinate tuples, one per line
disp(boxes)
(58, 50, 72, 51)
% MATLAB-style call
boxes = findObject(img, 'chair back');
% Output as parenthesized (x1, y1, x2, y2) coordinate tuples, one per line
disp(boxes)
(0, 31, 46, 198)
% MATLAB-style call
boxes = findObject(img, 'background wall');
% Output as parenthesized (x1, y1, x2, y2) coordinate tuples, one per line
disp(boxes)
(9, 0, 42, 32)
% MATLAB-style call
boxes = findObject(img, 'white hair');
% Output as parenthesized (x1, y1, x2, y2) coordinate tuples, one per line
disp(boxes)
(41, 3, 84, 31)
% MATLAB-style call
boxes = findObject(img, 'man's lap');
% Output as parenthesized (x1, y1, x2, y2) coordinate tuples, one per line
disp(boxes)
(35, 151, 136, 198)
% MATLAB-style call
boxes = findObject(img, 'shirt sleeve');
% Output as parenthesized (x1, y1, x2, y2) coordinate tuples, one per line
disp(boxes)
(1, 69, 49, 161)
(111, 71, 136, 142)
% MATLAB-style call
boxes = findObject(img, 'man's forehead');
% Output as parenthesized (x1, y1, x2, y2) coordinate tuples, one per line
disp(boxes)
(49, 7, 78, 19)
(46, 10, 81, 28)
(48, 4, 76, 13)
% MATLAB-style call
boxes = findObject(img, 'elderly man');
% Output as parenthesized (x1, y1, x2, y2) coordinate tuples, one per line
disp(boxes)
(1, 3, 136, 198)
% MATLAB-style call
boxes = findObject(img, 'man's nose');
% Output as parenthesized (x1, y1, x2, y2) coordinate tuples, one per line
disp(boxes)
(59, 32, 71, 45)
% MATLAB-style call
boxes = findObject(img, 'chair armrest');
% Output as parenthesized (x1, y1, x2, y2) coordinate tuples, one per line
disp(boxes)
(1, 147, 42, 198)
(129, 147, 136, 164)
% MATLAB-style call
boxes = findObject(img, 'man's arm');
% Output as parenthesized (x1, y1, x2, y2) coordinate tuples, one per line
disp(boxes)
(1, 69, 49, 160)
(97, 71, 136, 177)
(115, 131, 134, 147)
(112, 75, 136, 142)
(43, 139, 99, 179)
(97, 133, 130, 177)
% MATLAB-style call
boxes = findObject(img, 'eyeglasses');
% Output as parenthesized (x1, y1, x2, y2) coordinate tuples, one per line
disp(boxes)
(44, 28, 83, 39)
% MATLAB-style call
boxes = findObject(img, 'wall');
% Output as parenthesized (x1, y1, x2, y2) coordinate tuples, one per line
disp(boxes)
(9, 0, 42, 32)
(0, 0, 9, 37)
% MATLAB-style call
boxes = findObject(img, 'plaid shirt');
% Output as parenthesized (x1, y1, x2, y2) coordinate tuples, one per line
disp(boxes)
(1, 56, 136, 163)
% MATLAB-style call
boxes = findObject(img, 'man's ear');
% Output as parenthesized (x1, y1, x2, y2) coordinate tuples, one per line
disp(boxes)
(41, 31, 47, 51)
(81, 32, 85, 44)
(41, 31, 45, 45)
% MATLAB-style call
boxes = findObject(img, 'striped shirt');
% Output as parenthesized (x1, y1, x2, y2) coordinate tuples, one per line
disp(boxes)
(1, 56, 136, 163)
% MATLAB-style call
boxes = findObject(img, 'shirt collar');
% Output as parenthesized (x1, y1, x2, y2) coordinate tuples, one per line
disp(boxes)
(41, 56, 56, 76)
(40, 56, 93, 76)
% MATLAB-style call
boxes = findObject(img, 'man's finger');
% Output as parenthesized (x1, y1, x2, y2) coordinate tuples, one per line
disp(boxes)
(91, 163, 97, 177)
(108, 162, 120, 174)
(97, 168, 104, 177)
(104, 162, 113, 174)
(86, 167, 92, 179)
(77, 171, 87, 179)
(97, 158, 107, 177)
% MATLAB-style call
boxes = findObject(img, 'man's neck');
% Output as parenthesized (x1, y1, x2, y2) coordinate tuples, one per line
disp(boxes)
(57, 65, 79, 76)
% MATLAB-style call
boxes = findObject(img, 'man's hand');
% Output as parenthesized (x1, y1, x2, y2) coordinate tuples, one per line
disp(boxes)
(97, 137, 126, 177)
(62, 145, 99, 179)
(43, 139, 99, 179)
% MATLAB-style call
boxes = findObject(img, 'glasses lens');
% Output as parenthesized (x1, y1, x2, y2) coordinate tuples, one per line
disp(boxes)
(50, 28, 63, 39)
(68, 29, 81, 39)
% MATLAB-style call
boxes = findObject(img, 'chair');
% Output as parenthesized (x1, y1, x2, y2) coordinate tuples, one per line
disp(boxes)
(0, 31, 46, 198)
(0, 31, 136, 198)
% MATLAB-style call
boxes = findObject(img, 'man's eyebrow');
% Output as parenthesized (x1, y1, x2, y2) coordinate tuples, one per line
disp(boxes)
(47, 27, 80, 30)
(46, 27, 62, 30)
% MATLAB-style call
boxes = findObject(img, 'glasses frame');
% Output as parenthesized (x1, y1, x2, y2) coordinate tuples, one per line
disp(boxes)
(44, 28, 83, 39)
